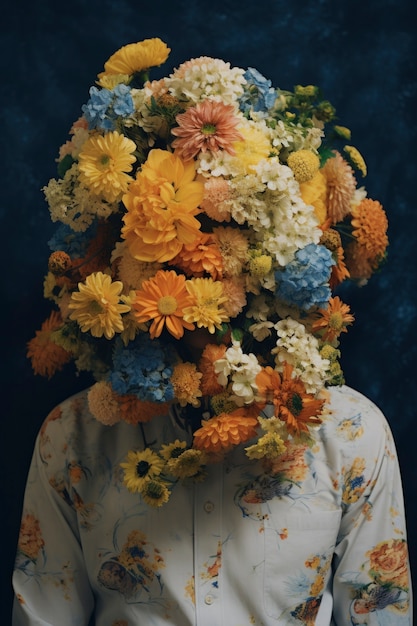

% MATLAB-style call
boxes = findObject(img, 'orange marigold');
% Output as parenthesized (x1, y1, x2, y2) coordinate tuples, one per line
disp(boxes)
(351, 198, 388, 261)
(171, 362, 203, 407)
(172, 232, 224, 280)
(27, 311, 72, 378)
(198, 343, 227, 395)
(193, 409, 258, 453)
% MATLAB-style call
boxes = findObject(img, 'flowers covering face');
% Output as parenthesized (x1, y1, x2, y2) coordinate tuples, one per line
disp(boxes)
(29, 38, 389, 506)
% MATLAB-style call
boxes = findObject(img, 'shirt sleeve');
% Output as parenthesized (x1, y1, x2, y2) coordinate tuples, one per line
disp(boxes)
(12, 407, 95, 626)
(331, 399, 413, 625)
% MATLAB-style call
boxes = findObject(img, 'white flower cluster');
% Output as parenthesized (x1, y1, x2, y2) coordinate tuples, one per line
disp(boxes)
(214, 341, 262, 405)
(165, 57, 247, 105)
(272, 318, 330, 392)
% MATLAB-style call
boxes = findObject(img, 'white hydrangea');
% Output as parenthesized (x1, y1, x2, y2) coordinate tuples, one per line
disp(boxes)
(214, 340, 261, 405)
(272, 318, 330, 393)
(166, 57, 246, 105)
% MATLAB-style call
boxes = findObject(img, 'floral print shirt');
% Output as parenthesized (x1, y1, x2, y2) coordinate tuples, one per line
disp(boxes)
(13, 385, 412, 625)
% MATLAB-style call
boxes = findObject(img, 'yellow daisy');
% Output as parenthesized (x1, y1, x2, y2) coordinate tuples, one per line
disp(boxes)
(68, 271, 131, 339)
(183, 277, 230, 334)
(78, 131, 137, 203)
(98, 38, 171, 80)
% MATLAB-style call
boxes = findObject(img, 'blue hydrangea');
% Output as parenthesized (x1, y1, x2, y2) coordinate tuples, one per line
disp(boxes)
(48, 221, 98, 258)
(239, 67, 277, 114)
(275, 243, 335, 311)
(109, 335, 176, 402)
(81, 84, 135, 131)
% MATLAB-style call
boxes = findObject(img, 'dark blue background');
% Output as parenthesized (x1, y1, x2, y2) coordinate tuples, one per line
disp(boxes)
(2, 0, 416, 619)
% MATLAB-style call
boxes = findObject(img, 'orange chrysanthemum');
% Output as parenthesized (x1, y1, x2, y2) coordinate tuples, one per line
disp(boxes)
(344, 241, 375, 282)
(27, 311, 72, 379)
(171, 99, 244, 160)
(256, 364, 324, 436)
(172, 232, 223, 280)
(121, 149, 204, 263)
(351, 198, 388, 261)
(311, 296, 355, 343)
(198, 343, 227, 395)
(171, 362, 203, 407)
(193, 409, 258, 453)
(321, 152, 357, 224)
(133, 269, 195, 339)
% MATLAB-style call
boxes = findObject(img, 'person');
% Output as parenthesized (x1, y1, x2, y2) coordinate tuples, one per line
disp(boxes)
(12, 38, 412, 625)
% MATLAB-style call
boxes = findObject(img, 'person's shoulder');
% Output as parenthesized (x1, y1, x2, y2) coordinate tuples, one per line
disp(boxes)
(39, 386, 98, 442)
(322, 384, 393, 451)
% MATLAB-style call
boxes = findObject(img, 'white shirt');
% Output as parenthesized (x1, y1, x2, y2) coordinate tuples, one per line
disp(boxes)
(12, 385, 412, 625)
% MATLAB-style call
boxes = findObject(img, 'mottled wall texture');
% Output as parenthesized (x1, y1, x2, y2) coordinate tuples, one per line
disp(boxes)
(1, 0, 416, 617)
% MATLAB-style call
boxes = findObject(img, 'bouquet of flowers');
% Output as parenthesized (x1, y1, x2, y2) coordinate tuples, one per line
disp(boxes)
(28, 38, 388, 506)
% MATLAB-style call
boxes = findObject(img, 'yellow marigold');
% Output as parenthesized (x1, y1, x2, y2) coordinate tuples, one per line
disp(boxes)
(98, 38, 170, 79)
(351, 198, 388, 260)
(249, 254, 272, 277)
(193, 409, 259, 453)
(287, 149, 320, 183)
(27, 311, 72, 379)
(171, 362, 203, 407)
(198, 343, 227, 395)
(321, 151, 357, 224)
(183, 277, 230, 334)
(172, 232, 224, 280)
(299, 170, 328, 224)
(121, 149, 204, 263)
(78, 131, 137, 203)
(69, 271, 131, 339)
(344, 145, 367, 177)
(210, 392, 239, 415)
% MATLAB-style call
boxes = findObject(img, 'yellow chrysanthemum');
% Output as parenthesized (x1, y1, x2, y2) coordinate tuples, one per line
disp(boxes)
(68, 271, 131, 339)
(171, 362, 203, 407)
(232, 124, 271, 172)
(183, 277, 230, 334)
(166, 449, 207, 479)
(299, 170, 328, 224)
(78, 131, 137, 203)
(120, 448, 165, 493)
(245, 431, 286, 460)
(121, 149, 204, 263)
(98, 38, 170, 79)
(287, 150, 320, 183)
(344, 145, 367, 177)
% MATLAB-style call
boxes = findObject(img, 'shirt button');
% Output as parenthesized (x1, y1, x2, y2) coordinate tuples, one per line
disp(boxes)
(203, 500, 215, 513)
(205, 594, 214, 605)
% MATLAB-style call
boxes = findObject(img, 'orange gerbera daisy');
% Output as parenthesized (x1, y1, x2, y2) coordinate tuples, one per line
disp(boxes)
(98, 38, 171, 80)
(193, 408, 258, 453)
(171, 99, 244, 160)
(256, 364, 324, 436)
(329, 246, 350, 289)
(351, 198, 388, 261)
(311, 296, 355, 343)
(172, 232, 224, 280)
(321, 152, 357, 224)
(27, 311, 72, 379)
(198, 343, 227, 395)
(133, 270, 195, 339)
